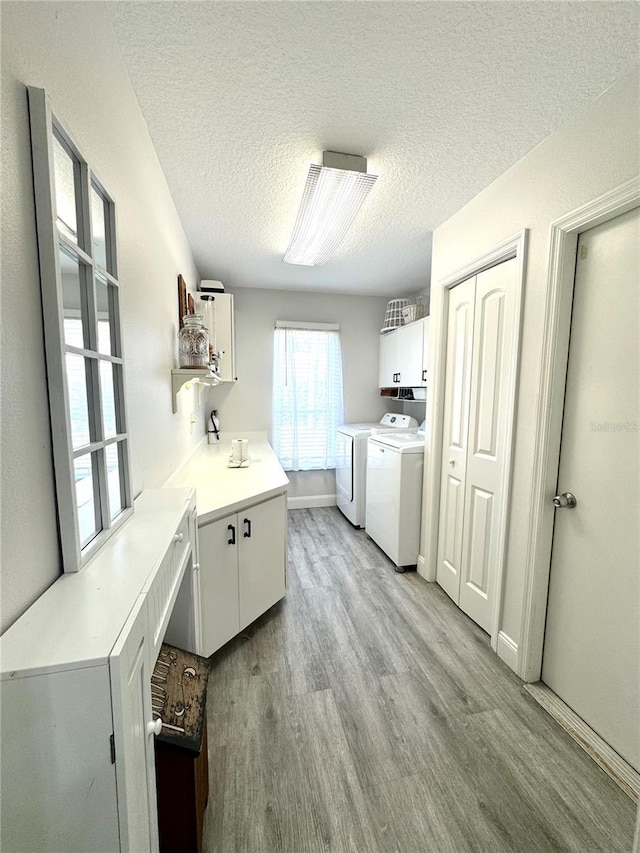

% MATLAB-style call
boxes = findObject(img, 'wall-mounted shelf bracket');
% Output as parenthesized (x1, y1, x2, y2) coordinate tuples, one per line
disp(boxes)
(171, 369, 221, 413)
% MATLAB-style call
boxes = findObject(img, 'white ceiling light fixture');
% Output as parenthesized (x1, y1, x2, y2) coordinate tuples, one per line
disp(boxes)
(283, 151, 378, 266)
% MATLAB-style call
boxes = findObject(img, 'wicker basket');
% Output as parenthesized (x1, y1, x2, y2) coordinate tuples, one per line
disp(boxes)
(381, 299, 410, 333)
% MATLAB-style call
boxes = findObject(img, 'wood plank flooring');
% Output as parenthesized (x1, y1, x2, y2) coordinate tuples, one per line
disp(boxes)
(203, 507, 636, 852)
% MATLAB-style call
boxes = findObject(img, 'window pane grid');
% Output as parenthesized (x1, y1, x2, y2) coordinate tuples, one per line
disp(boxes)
(31, 89, 132, 571)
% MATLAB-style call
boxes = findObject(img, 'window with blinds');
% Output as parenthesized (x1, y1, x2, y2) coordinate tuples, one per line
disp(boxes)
(272, 322, 344, 471)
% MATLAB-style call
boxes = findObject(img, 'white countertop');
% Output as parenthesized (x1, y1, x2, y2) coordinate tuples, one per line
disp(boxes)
(165, 432, 289, 525)
(0, 488, 194, 678)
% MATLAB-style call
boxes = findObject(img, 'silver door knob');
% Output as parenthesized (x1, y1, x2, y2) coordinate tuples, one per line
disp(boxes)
(449, 459, 455, 466)
(553, 492, 577, 508)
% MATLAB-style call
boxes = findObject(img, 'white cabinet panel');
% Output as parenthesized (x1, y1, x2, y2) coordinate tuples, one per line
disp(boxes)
(379, 330, 398, 387)
(395, 321, 424, 387)
(110, 596, 158, 853)
(199, 493, 287, 655)
(213, 292, 236, 382)
(0, 488, 197, 853)
(378, 318, 428, 388)
(0, 667, 119, 853)
(239, 494, 287, 630)
(199, 514, 241, 656)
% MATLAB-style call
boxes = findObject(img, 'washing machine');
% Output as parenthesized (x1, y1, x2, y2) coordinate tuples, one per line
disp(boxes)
(336, 413, 418, 527)
(365, 430, 425, 569)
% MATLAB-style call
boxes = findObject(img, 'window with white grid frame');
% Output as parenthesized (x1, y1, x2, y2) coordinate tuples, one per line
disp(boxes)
(272, 322, 344, 471)
(29, 87, 133, 573)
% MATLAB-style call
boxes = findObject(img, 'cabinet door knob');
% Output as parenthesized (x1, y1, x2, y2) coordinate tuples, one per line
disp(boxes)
(227, 524, 236, 545)
(193, 562, 200, 571)
(243, 517, 252, 538)
(449, 458, 455, 466)
(147, 718, 162, 736)
(173, 533, 184, 544)
(422, 369, 427, 382)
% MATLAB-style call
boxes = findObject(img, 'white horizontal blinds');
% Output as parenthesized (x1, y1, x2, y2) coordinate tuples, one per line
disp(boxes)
(272, 326, 344, 471)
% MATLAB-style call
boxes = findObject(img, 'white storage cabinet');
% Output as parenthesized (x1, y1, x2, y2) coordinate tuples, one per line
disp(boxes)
(0, 489, 199, 853)
(378, 318, 429, 388)
(199, 492, 287, 655)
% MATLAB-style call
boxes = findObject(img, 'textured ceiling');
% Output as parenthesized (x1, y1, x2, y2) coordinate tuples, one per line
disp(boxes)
(109, 1, 638, 296)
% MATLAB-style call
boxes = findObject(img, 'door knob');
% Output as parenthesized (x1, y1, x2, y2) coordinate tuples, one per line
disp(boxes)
(449, 459, 455, 467)
(147, 718, 162, 736)
(553, 492, 577, 508)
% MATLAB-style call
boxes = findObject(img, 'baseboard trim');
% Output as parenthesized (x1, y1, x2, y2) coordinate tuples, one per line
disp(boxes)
(416, 554, 432, 581)
(524, 682, 639, 803)
(287, 494, 337, 510)
(496, 630, 519, 672)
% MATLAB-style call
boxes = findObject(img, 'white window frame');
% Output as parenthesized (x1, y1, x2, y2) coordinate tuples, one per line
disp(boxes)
(272, 320, 344, 472)
(28, 87, 133, 573)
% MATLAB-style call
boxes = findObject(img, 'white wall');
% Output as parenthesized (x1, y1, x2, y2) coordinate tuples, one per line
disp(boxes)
(208, 287, 397, 501)
(424, 70, 640, 658)
(1, 3, 203, 632)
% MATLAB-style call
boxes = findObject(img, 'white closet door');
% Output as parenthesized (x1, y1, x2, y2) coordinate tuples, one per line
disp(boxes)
(436, 275, 476, 601)
(458, 259, 518, 632)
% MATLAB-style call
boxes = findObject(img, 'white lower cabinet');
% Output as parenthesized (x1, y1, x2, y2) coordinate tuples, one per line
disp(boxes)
(199, 493, 287, 656)
(110, 596, 158, 853)
(0, 489, 198, 853)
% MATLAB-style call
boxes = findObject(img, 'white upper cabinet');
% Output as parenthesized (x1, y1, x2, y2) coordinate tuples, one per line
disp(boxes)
(379, 329, 399, 387)
(378, 318, 429, 388)
(212, 293, 236, 382)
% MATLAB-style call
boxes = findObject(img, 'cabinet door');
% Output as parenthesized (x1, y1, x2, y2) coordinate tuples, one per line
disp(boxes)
(109, 596, 159, 853)
(199, 514, 240, 655)
(395, 320, 424, 387)
(238, 495, 287, 630)
(214, 293, 236, 382)
(190, 505, 203, 654)
(421, 317, 430, 386)
(378, 330, 398, 387)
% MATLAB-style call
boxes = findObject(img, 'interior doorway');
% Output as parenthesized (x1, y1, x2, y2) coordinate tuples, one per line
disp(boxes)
(541, 207, 639, 772)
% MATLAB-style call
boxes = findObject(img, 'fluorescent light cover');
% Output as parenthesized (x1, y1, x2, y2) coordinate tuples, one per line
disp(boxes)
(283, 158, 377, 266)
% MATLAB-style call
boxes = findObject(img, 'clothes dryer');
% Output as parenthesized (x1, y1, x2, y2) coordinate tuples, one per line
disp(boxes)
(336, 414, 417, 527)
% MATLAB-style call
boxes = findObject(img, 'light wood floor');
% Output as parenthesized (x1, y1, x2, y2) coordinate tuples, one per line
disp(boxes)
(203, 507, 636, 852)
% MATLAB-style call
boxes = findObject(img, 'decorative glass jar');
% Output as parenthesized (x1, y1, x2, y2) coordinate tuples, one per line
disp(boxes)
(178, 314, 209, 368)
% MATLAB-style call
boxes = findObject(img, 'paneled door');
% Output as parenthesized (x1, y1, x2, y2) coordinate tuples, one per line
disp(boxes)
(436, 275, 476, 602)
(436, 258, 519, 633)
(542, 207, 639, 770)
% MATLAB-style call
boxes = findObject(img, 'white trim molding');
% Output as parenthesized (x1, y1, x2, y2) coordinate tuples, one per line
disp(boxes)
(518, 177, 640, 682)
(496, 631, 519, 672)
(287, 494, 337, 510)
(422, 229, 527, 663)
(416, 553, 427, 578)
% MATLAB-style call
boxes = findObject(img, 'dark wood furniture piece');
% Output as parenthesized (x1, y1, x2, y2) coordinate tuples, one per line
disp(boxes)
(152, 643, 210, 853)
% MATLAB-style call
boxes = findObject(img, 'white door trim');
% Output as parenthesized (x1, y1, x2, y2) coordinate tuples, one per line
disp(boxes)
(518, 176, 640, 682)
(422, 229, 527, 654)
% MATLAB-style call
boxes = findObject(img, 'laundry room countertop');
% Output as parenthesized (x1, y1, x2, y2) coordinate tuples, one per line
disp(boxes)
(165, 432, 289, 525)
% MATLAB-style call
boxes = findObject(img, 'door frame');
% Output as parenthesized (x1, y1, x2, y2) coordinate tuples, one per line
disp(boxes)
(421, 228, 527, 655)
(518, 176, 640, 682)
